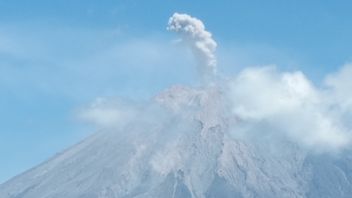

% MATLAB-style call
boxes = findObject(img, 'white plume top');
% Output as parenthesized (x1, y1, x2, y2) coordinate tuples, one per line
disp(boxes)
(168, 13, 217, 81)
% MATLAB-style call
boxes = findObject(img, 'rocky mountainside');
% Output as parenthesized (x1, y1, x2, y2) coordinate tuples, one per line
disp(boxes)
(1, 85, 352, 198)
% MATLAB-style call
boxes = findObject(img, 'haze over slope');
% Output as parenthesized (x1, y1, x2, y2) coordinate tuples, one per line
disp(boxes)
(1, 13, 352, 198)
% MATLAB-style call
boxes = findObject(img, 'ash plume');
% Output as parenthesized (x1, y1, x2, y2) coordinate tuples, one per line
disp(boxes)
(167, 13, 217, 82)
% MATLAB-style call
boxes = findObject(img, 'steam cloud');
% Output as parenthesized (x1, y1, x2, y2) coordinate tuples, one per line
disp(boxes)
(167, 13, 217, 81)
(228, 65, 352, 151)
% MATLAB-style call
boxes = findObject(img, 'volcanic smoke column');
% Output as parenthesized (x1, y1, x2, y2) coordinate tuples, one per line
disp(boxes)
(167, 13, 217, 82)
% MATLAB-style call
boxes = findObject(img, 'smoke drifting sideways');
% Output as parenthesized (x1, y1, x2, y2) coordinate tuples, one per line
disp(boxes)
(78, 12, 352, 153)
(167, 13, 217, 82)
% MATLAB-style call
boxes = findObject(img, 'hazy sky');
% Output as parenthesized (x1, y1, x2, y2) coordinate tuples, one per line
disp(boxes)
(1, 0, 352, 183)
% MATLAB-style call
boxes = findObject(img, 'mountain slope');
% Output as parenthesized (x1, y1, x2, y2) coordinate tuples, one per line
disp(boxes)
(1, 86, 351, 198)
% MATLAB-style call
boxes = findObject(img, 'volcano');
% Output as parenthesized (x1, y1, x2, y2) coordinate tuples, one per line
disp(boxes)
(1, 85, 352, 198)
(2, 12, 352, 198)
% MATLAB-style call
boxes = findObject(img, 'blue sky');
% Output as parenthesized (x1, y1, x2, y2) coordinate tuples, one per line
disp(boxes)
(1, 0, 352, 183)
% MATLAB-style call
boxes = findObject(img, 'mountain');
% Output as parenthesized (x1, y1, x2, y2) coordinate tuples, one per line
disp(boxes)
(1, 85, 352, 198)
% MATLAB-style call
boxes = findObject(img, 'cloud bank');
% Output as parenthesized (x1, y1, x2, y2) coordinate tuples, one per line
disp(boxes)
(167, 13, 217, 81)
(228, 65, 352, 152)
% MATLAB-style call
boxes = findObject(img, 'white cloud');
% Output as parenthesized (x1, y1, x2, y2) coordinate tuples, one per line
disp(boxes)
(325, 64, 352, 112)
(77, 97, 137, 129)
(228, 66, 351, 151)
(167, 13, 217, 81)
